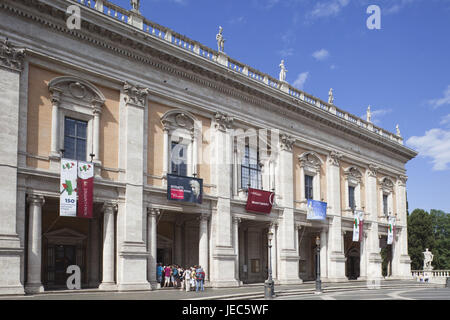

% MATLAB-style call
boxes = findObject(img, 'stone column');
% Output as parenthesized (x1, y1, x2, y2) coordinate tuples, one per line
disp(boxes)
(91, 100, 103, 176)
(147, 208, 158, 287)
(192, 131, 198, 176)
(358, 231, 368, 280)
(0, 39, 26, 295)
(88, 216, 100, 288)
(210, 112, 239, 287)
(320, 228, 328, 280)
(162, 126, 169, 180)
(276, 134, 302, 285)
(326, 151, 346, 282)
(365, 165, 383, 281)
(175, 221, 183, 265)
(117, 82, 151, 291)
(232, 217, 241, 283)
(49, 88, 62, 159)
(99, 201, 117, 290)
(199, 214, 209, 281)
(25, 195, 45, 293)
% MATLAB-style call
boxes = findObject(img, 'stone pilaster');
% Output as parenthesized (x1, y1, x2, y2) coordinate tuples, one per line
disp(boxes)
(117, 82, 151, 291)
(147, 208, 158, 288)
(25, 195, 45, 294)
(99, 201, 117, 290)
(326, 151, 347, 282)
(365, 164, 383, 281)
(88, 217, 100, 288)
(276, 134, 302, 285)
(0, 38, 25, 295)
(320, 228, 328, 281)
(198, 214, 209, 283)
(232, 217, 241, 283)
(210, 112, 239, 287)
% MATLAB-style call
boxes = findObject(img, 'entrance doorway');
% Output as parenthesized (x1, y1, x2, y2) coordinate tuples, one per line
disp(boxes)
(54, 245, 76, 285)
(344, 232, 360, 280)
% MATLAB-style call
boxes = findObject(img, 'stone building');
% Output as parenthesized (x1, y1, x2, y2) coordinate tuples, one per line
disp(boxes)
(0, 0, 417, 295)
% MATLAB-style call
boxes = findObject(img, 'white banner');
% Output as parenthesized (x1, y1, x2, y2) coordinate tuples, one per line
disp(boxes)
(60, 159, 78, 217)
(387, 216, 395, 245)
(353, 212, 360, 242)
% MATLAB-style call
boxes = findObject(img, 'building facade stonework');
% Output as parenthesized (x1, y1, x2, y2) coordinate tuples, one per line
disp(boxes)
(0, 0, 417, 295)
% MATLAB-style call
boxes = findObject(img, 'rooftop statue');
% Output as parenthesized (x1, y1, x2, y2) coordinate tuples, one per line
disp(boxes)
(396, 124, 401, 137)
(216, 26, 225, 53)
(328, 88, 334, 105)
(367, 105, 372, 123)
(131, 0, 140, 13)
(279, 60, 287, 82)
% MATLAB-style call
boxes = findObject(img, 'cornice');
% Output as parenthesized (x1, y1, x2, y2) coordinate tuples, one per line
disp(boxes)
(1, 0, 417, 161)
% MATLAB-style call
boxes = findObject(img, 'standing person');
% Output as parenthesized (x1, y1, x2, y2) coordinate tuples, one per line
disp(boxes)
(184, 267, 191, 292)
(163, 265, 171, 288)
(172, 265, 178, 288)
(190, 267, 196, 291)
(156, 263, 163, 288)
(196, 265, 205, 292)
(178, 266, 185, 291)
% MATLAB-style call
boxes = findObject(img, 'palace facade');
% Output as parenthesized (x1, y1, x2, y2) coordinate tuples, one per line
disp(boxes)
(0, 0, 417, 295)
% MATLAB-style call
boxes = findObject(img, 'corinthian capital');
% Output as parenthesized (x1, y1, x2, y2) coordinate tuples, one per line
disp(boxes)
(0, 38, 25, 72)
(123, 81, 149, 108)
(279, 133, 295, 152)
(214, 112, 233, 131)
(398, 175, 408, 186)
(328, 150, 343, 167)
(367, 164, 379, 177)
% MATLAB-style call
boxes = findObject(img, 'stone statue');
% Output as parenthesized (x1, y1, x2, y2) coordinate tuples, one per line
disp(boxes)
(366, 105, 372, 123)
(279, 60, 287, 82)
(328, 88, 334, 105)
(423, 248, 434, 270)
(396, 124, 401, 136)
(131, 0, 140, 12)
(216, 26, 225, 53)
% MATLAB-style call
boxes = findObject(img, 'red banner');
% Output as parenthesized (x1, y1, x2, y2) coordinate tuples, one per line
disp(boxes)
(245, 188, 275, 214)
(359, 220, 364, 242)
(77, 162, 94, 218)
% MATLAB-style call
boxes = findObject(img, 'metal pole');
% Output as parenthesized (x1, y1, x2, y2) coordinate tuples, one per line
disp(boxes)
(264, 237, 274, 299)
(316, 236, 322, 293)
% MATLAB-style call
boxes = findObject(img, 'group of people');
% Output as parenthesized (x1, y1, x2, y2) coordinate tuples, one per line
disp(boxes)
(156, 263, 206, 292)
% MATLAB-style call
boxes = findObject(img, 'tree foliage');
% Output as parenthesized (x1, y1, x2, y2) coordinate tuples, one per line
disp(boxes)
(408, 209, 450, 270)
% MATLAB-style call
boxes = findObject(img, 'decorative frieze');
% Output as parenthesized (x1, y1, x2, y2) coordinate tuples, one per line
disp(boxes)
(123, 82, 149, 108)
(214, 112, 233, 131)
(0, 38, 25, 72)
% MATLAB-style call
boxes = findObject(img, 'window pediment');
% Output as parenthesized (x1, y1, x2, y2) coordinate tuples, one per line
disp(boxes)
(345, 167, 363, 185)
(380, 177, 394, 192)
(298, 152, 322, 174)
(161, 109, 197, 133)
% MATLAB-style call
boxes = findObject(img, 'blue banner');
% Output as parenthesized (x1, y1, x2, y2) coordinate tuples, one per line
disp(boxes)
(306, 199, 327, 220)
(167, 174, 203, 204)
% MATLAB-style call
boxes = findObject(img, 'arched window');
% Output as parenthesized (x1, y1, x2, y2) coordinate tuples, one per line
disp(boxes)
(161, 110, 200, 178)
(298, 152, 323, 204)
(48, 76, 105, 166)
(379, 177, 395, 217)
(344, 167, 363, 211)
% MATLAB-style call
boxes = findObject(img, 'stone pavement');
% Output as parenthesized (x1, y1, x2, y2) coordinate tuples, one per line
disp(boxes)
(0, 280, 442, 300)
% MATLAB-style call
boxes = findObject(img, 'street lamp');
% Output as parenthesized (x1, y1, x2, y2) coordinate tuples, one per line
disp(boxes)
(264, 230, 274, 300)
(315, 235, 322, 293)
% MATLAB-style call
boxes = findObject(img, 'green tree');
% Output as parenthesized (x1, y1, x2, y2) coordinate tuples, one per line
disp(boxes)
(407, 209, 434, 270)
(430, 209, 450, 269)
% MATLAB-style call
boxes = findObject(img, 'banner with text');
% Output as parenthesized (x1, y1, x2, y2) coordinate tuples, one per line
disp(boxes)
(167, 174, 203, 204)
(60, 159, 78, 217)
(306, 199, 327, 220)
(387, 216, 395, 245)
(245, 188, 275, 214)
(77, 162, 94, 219)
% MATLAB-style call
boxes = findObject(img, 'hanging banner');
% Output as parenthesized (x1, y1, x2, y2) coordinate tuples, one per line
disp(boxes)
(306, 199, 327, 220)
(352, 210, 364, 242)
(246, 188, 275, 214)
(60, 159, 78, 217)
(167, 174, 203, 204)
(387, 216, 395, 245)
(77, 162, 94, 219)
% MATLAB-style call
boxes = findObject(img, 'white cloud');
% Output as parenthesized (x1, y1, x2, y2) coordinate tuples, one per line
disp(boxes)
(428, 85, 450, 108)
(308, 0, 350, 19)
(293, 72, 309, 90)
(228, 16, 246, 25)
(407, 129, 450, 171)
(330, 64, 337, 70)
(312, 49, 330, 61)
(384, 0, 417, 15)
(440, 114, 450, 126)
(278, 48, 295, 57)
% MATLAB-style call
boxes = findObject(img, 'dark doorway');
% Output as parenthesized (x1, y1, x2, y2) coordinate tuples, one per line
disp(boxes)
(54, 245, 76, 286)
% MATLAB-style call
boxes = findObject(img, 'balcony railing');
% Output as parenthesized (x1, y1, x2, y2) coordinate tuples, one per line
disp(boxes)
(72, 0, 404, 146)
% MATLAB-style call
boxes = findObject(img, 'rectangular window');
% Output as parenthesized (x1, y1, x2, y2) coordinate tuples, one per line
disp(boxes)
(171, 141, 187, 176)
(305, 175, 314, 200)
(349, 186, 355, 210)
(241, 144, 262, 189)
(383, 194, 389, 216)
(64, 118, 87, 161)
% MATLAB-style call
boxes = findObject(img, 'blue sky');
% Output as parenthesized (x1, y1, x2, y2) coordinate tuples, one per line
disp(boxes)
(111, 0, 450, 213)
